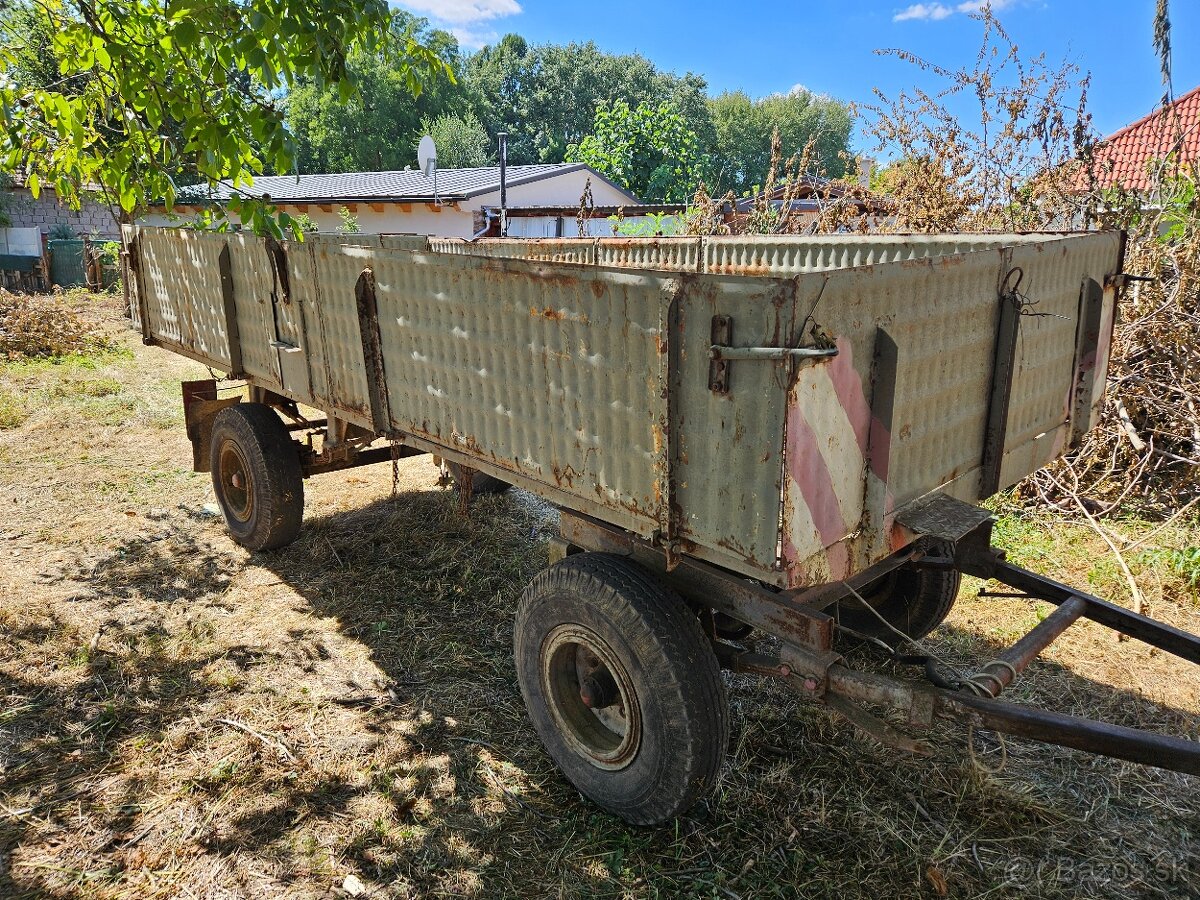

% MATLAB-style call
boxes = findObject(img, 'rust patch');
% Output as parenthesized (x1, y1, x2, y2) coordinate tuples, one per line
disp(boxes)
(708, 263, 772, 277)
(552, 463, 581, 488)
(531, 306, 566, 321)
(589, 280, 605, 299)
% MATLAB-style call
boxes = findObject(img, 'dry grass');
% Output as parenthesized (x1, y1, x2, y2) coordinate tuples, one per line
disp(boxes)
(1, 297, 1199, 899)
(0, 289, 116, 362)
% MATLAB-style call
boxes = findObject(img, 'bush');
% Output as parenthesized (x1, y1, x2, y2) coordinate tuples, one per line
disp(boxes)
(0, 290, 113, 360)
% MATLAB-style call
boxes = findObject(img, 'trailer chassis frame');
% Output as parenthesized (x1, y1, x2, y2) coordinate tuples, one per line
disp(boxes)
(557, 507, 1200, 777)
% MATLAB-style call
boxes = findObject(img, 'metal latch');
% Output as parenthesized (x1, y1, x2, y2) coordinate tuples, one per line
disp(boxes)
(270, 339, 302, 353)
(709, 346, 840, 361)
(708, 314, 839, 394)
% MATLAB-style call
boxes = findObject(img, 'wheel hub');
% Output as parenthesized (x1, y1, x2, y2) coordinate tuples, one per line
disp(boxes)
(217, 440, 254, 523)
(580, 669, 619, 709)
(540, 625, 641, 771)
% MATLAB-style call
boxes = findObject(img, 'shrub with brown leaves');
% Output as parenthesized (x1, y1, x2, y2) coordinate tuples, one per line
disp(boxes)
(0, 289, 113, 360)
(688, 9, 1198, 514)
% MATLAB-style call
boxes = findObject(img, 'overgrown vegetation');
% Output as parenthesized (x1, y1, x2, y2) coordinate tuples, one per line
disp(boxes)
(567, 99, 709, 203)
(683, 11, 1199, 522)
(0, 0, 448, 235)
(0, 289, 114, 360)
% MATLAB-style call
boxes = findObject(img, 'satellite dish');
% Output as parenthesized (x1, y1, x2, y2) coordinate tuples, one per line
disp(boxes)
(418, 135, 437, 177)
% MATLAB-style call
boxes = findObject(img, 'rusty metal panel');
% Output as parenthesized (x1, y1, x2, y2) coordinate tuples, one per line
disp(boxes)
(222, 234, 283, 391)
(302, 234, 382, 248)
(283, 241, 329, 410)
(131, 226, 1123, 589)
(430, 238, 598, 265)
(777, 232, 1123, 587)
(701, 234, 1059, 276)
(290, 241, 374, 425)
(672, 273, 825, 579)
(138, 229, 231, 367)
(380, 235, 430, 251)
(995, 232, 1124, 489)
(596, 238, 703, 272)
(363, 248, 675, 535)
(431, 234, 1061, 277)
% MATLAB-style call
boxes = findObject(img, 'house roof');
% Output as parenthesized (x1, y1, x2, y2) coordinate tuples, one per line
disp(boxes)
(178, 164, 636, 204)
(1087, 84, 1200, 191)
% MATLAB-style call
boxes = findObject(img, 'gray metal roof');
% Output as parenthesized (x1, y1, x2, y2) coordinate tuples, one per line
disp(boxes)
(180, 164, 625, 204)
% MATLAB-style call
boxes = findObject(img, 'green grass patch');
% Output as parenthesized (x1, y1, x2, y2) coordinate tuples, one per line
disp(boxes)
(0, 346, 134, 381)
(0, 389, 28, 428)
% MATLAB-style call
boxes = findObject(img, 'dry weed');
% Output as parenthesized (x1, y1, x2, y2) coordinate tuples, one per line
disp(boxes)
(0, 289, 115, 361)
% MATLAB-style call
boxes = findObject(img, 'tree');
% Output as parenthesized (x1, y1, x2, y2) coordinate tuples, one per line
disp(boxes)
(0, 0, 447, 235)
(468, 37, 713, 165)
(708, 90, 854, 197)
(567, 99, 708, 203)
(285, 12, 466, 174)
(421, 111, 491, 168)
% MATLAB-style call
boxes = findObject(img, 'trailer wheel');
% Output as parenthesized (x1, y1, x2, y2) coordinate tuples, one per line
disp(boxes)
(446, 461, 509, 496)
(514, 553, 729, 825)
(838, 563, 961, 644)
(209, 404, 304, 551)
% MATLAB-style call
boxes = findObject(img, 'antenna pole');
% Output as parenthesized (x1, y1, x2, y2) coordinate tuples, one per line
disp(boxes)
(498, 132, 508, 237)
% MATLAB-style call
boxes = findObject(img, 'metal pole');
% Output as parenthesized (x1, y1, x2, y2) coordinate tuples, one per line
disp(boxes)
(498, 132, 508, 237)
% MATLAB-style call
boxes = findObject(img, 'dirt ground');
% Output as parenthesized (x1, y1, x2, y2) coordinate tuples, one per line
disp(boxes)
(1, 293, 1198, 899)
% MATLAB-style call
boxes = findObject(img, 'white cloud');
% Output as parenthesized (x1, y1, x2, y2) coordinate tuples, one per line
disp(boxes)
(399, 0, 522, 25)
(451, 25, 500, 49)
(894, 3, 955, 21)
(893, 0, 1017, 22)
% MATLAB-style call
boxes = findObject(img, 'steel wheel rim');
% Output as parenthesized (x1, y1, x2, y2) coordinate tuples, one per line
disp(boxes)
(217, 440, 254, 523)
(540, 625, 641, 771)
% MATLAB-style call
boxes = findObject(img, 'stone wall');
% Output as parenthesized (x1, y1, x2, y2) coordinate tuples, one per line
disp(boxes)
(1, 186, 120, 239)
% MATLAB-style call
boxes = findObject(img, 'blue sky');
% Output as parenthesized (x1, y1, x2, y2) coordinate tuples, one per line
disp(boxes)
(397, 1, 1199, 150)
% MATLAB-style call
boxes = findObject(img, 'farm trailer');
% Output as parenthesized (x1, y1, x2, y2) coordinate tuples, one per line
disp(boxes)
(124, 226, 1200, 824)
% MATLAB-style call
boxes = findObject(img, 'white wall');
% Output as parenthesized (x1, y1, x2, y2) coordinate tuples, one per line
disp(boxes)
(474, 168, 637, 208)
(137, 168, 638, 238)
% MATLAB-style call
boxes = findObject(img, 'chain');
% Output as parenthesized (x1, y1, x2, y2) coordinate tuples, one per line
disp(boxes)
(390, 437, 401, 498)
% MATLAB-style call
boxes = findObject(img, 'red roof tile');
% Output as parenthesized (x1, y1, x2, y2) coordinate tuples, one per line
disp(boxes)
(1086, 84, 1200, 191)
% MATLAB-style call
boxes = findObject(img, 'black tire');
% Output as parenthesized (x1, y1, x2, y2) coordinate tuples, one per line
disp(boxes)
(447, 461, 509, 496)
(515, 553, 729, 825)
(713, 612, 754, 642)
(209, 403, 304, 551)
(836, 564, 961, 644)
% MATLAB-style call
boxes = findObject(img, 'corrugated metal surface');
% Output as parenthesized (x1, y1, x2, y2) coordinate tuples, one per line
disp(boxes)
(596, 239, 703, 272)
(371, 250, 674, 533)
(130, 226, 1123, 588)
(700, 234, 1059, 275)
(776, 232, 1123, 587)
(291, 240, 374, 425)
(429, 234, 1064, 277)
(224, 234, 285, 393)
(672, 272, 826, 574)
(138, 230, 231, 368)
(431, 237, 598, 265)
(380, 235, 431, 252)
